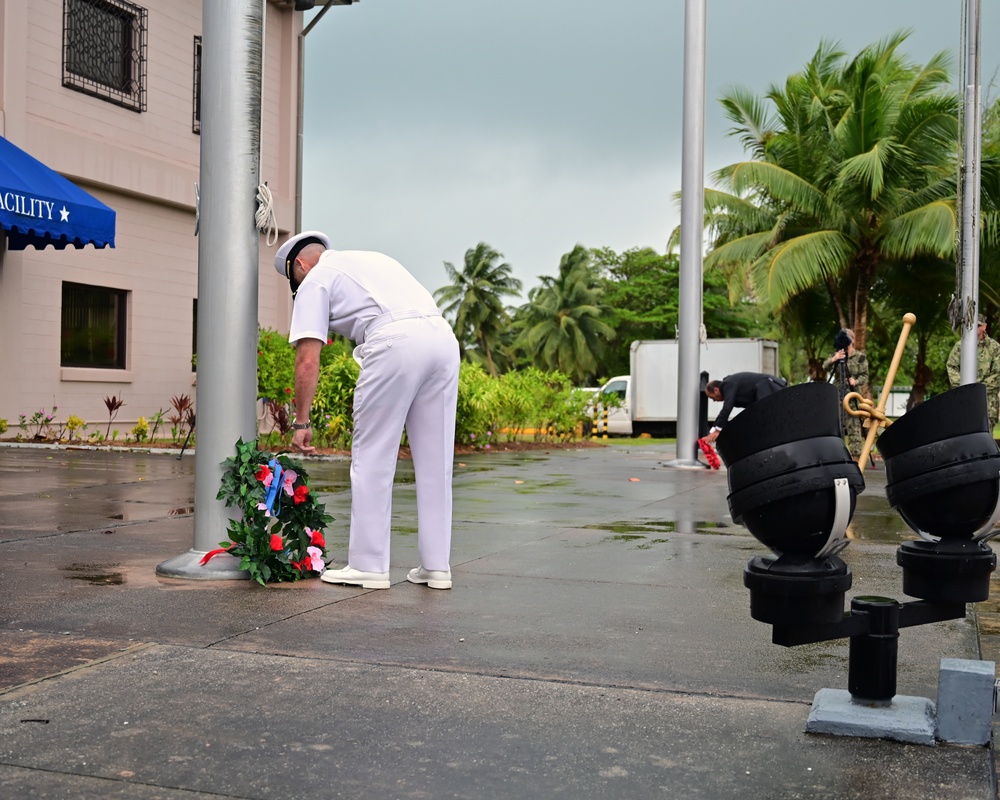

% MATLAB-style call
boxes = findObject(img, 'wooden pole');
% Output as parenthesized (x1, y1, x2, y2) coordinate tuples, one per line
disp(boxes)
(857, 313, 916, 470)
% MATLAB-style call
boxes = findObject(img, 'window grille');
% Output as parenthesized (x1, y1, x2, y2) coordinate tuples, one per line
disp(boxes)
(63, 0, 147, 112)
(193, 36, 202, 134)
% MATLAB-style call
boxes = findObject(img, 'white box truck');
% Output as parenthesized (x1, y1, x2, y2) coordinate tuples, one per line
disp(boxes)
(595, 338, 780, 437)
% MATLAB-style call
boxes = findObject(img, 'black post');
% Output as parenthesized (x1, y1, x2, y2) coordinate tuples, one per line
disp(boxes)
(698, 371, 709, 438)
(836, 359, 849, 433)
(848, 597, 899, 704)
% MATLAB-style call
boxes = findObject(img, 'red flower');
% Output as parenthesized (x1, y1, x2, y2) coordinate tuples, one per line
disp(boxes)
(293, 485, 309, 505)
(290, 559, 304, 571)
(256, 464, 272, 483)
(309, 528, 325, 548)
(284, 387, 292, 394)
(270, 532, 283, 551)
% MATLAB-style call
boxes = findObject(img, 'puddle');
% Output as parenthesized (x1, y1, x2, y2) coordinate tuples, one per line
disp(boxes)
(60, 563, 124, 586)
(513, 478, 572, 495)
(598, 534, 671, 548)
(584, 520, 732, 535)
(635, 538, 671, 550)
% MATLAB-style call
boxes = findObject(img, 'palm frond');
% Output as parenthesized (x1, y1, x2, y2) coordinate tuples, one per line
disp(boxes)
(880, 201, 956, 259)
(754, 230, 855, 307)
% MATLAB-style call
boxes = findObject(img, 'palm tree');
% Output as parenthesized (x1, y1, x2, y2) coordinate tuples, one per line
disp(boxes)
(434, 243, 522, 376)
(704, 33, 959, 352)
(871, 256, 953, 406)
(514, 245, 615, 384)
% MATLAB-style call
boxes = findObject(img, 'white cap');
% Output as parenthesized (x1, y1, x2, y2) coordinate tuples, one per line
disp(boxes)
(274, 230, 331, 292)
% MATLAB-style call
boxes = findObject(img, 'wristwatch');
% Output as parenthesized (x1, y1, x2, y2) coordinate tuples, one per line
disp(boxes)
(291, 420, 311, 430)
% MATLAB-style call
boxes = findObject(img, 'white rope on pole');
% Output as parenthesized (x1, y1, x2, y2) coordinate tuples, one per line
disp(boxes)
(255, 181, 278, 246)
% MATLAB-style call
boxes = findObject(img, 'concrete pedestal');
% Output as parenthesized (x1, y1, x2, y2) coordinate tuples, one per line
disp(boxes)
(806, 688, 936, 745)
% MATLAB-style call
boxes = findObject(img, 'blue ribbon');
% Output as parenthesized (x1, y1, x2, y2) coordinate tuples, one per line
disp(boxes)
(263, 459, 283, 516)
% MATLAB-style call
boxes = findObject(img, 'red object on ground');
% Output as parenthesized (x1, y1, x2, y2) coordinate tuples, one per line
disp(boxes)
(697, 438, 721, 470)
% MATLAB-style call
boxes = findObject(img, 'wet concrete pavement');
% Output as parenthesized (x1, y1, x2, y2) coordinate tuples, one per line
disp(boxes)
(0, 443, 997, 799)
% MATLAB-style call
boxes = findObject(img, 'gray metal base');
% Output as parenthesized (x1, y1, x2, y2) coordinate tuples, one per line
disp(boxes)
(806, 688, 936, 745)
(155, 549, 249, 580)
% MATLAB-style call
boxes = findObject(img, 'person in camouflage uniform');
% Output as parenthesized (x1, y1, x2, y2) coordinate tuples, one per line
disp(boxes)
(947, 314, 1000, 434)
(823, 329, 869, 459)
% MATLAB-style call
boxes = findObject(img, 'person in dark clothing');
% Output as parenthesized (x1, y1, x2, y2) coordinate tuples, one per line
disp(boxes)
(702, 372, 787, 443)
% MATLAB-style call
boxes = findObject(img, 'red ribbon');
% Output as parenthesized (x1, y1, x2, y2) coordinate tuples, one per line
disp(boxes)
(199, 547, 233, 565)
(697, 438, 721, 470)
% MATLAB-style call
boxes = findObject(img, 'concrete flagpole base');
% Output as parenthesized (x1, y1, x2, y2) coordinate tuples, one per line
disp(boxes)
(662, 459, 709, 470)
(156, 549, 250, 581)
(806, 688, 936, 745)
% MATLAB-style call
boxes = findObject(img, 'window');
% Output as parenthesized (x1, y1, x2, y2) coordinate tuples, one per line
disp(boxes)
(61, 282, 128, 369)
(602, 380, 628, 402)
(63, 0, 147, 112)
(192, 36, 202, 134)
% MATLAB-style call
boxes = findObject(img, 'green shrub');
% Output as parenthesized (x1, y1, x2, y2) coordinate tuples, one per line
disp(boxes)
(256, 328, 592, 447)
(312, 353, 360, 448)
(454, 363, 500, 445)
(257, 328, 296, 403)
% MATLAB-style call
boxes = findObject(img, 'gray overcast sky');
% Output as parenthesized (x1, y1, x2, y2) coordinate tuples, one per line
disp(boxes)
(300, 0, 1000, 296)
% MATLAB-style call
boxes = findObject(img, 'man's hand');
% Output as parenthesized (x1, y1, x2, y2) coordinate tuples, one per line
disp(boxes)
(830, 349, 846, 363)
(292, 427, 316, 454)
(704, 429, 720, 444)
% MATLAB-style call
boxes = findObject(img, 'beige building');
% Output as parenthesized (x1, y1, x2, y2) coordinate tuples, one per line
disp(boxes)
(0, 0, 308, 434)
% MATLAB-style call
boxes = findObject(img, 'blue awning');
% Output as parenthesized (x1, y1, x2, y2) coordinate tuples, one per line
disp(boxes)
(0, 135, 116, 250)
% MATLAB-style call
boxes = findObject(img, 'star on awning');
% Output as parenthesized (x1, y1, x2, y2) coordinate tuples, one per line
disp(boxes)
(0, 136, 115, 250)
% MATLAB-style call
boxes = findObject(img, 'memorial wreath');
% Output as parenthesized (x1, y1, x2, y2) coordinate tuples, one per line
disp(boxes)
(203, 438, 333, 585)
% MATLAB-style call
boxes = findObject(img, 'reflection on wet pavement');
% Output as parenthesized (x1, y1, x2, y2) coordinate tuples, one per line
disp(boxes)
(60, 563, 125, 586)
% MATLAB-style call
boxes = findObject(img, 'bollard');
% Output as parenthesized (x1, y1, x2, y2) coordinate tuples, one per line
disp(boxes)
(937, 658, 996, 745)
(847, 597, 900, 704)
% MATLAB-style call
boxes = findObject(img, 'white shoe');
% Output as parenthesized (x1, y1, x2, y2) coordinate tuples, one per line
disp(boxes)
(320, 565, 390, 589)
(406, 566, 452, 589)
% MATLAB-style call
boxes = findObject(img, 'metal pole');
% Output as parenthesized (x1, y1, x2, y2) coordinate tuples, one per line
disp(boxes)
(157, 0, 263, 579)
(959, 0, 982, 385)
(668, 0, 706, 468)
(295, 3, 335, 233)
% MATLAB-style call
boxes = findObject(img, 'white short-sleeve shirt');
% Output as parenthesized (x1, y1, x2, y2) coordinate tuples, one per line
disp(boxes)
(288, 249, 440, 345)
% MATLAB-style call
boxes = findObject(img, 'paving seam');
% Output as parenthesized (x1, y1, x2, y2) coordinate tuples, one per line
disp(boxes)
(0, 635, 815, 710)
(0, 642, 156, 699)
(0, 762, 247, 799)
(198, 642, 813, 706)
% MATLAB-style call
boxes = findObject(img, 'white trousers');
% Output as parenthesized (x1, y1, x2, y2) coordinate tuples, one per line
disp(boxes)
(348, 315, 460, 573)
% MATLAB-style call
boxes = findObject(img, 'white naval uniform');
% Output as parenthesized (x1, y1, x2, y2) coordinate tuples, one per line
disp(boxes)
(288, 249, 460, 574)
